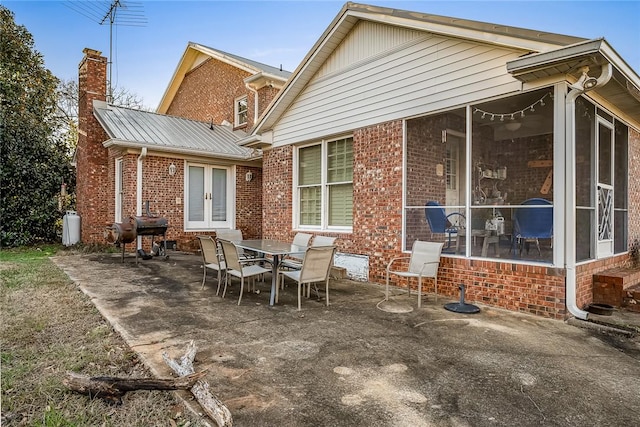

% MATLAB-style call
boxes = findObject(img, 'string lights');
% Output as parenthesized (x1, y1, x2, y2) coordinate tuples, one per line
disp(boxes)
(473, 92, 552, 122)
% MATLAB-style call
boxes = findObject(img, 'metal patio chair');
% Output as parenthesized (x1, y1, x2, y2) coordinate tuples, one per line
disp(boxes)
(424, 201, 465, 250)
(512, 198, 553, 255)
(386, 240, 444, 308)
(196, 235, 226, 295)
(277, 245, 336, 310)
(280, 234, 336, 270)
(218, 239, 271, 305)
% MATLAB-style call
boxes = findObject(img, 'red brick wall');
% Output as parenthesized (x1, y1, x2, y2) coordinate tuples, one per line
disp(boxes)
(351, 121, 405, 280)
(102, 155, 263, 253)
(262, 119, 575, 318)
(236, 165, 263, 240)
(166, 58, 254, 129)
(262, 145, 294, 241)
(76, 49, 110, 244)
(440, 257, 566, 318)
(575, 254, 629, 310)
(257, 86, 279, 118)
(261, 121, 405, 279)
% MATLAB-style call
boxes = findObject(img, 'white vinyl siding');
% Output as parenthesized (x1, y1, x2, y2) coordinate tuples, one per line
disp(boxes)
(315, 21, 426, 79)
(273, 22, 523, 146)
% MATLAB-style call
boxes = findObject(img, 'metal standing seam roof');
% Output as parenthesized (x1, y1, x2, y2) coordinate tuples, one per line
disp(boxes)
(194, 43, 292, 80)
(93, 101, 255, 159)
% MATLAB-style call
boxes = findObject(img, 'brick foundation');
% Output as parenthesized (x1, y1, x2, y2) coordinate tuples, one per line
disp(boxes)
(593, 266, 640, 312)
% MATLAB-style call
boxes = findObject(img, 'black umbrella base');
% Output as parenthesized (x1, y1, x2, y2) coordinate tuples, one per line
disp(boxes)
(444, 302, 480, 314)
(445, 284, 480, 313)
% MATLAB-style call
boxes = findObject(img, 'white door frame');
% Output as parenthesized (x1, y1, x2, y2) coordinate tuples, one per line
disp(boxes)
(596, 117, 614, 258)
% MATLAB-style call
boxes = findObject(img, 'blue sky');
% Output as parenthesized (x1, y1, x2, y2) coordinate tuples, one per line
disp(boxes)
(4, 0, 640, 109)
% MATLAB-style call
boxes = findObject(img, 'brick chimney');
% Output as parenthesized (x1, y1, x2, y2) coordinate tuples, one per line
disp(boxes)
(76, 48, 110, 244)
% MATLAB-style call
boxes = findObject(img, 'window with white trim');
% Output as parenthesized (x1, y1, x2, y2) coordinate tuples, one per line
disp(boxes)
(296, 136, 353, 230)
(185, 163, 233, 230)
(235, 96, 248, 127)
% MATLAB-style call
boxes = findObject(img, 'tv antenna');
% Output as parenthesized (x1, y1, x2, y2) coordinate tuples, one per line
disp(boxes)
(64, 1, 147, 103)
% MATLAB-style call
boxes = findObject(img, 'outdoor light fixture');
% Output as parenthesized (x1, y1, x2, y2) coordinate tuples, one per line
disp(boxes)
(245, 171, 253, 182)
(570, 67, 599, 92)
(168, 163, 177, 176)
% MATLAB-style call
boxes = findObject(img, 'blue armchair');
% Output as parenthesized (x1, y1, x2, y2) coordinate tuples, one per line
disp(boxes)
(513, 198, 553, 255)
(424, 201, 465, 250)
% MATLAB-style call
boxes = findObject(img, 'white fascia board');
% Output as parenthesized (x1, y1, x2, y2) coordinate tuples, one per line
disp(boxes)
(156, 44, 197, 113)
(348, 10, 564, 53)
(102, 138, 259, 161)
(507, 38, 640, 96)
(237, 134, 262, 147)
(191, 43, 259, 75)
(596, 41, 640, 91)
(506, 39, 605, 75)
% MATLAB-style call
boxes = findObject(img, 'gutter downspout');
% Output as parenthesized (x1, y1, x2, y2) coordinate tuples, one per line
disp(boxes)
(245, 82, 259, 129)
(565, 64, 612, 320)
(136, 147, 147, 250)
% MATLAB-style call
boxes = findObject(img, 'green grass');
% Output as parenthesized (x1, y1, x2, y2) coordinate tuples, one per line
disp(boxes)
(0, 247, 200, 426)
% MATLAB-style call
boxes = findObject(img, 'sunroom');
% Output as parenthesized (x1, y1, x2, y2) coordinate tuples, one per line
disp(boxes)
(404, 80, 629, 266)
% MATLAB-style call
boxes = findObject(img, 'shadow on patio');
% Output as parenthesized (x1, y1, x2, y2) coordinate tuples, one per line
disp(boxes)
(53, 251, 640, 427)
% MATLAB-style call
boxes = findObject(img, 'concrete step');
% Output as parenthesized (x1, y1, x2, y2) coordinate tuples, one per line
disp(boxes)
(593, 268, 640, 312)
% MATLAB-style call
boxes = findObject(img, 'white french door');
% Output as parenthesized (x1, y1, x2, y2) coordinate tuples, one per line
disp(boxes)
(186, 164, 232, 230)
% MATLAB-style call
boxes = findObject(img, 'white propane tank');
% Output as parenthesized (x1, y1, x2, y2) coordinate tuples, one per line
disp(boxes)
(62, 211, 81, 246)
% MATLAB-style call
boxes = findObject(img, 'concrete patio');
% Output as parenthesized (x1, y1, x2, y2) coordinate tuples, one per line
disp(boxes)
(52, 251, 640, 427)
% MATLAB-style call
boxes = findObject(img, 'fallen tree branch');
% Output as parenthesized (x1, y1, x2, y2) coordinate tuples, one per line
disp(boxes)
(163, 340, 232, 427)
(63, 370, 206, 404)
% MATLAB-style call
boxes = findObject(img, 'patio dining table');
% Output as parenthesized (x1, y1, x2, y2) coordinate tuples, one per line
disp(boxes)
(233, 239, 307, 306)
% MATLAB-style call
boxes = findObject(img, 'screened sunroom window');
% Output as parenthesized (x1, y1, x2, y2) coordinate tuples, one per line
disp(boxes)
(574, 97, 629, 260)
(470, 88, 555, 264)
(404, 88, 557, 263)
(404, 108, 466, 252)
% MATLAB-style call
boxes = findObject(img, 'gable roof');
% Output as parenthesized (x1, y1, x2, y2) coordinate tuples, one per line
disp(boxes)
(249, 2, 640, 142)
(157, 42, 291, 114)
(93, 100, 258, 160)
(250, 2, 584, 139)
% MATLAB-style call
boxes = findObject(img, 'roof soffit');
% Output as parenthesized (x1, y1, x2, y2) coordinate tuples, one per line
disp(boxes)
(507, 39, 640, 125)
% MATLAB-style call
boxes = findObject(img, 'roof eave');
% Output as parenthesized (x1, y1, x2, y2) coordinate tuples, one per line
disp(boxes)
(508, 38, 640, 86)
(237, 134, 270, 150)
(244, 72, 288, 90)
(506, 38, 640, 126)
(102, 138, 261, 161)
